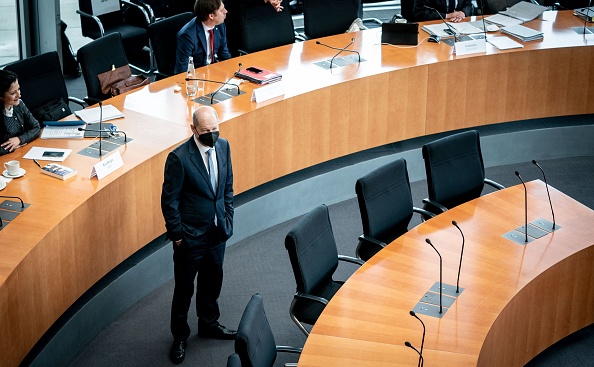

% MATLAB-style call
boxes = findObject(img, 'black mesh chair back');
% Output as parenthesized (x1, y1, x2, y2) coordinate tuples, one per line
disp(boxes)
(148, 12, 194, 78)
(355, 158, 415, 261)
(77, 32, 130, 101)
(423, 130, 487, 211)
(400, 0, 415, 21)
(226, 353, 242, 367)
(4, 52, 71, 121)
(235, 294, 279, 367)
(302, 0, 357, 39)
(239, 0, 295, 54)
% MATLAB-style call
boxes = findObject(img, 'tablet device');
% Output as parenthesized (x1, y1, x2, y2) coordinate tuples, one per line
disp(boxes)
(381, 22, 419, 46)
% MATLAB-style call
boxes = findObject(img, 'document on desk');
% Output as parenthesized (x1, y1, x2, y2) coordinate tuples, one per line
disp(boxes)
(40, 126, 85, 139)
(422, 22, 483, 38)
(487, 36, 524, 50)
(74, 104, 124, 124)
(23, 147, 72, 162)
(485, 13, 524, 27)
(499, 1, 548, 22)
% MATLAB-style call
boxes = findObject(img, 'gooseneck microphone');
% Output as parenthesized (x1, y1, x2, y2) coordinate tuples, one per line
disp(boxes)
(425, 238, 443, 313)
(405, 341, 425, 367)
(209, 63, 242, 105)
(424, 5, 460, 42)
(452, 220, 465, 293)
(0, 195, 25, 227)
(316, 38, 361, 69)
(84, 97, 104, 156)
(184, 77, 240, 95)
(409, 311, 425, 367)
(515, 171, 529, 243)
(78, 127, 127, 142)
(532, 160, 556, 230)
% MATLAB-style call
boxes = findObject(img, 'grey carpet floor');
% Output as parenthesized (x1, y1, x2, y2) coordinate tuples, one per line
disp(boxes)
(68, 156, 594, 367)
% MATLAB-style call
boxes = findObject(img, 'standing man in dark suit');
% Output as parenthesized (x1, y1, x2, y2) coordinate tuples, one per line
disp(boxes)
(161, 105, 235, 364)
(174, 0, 232, 74)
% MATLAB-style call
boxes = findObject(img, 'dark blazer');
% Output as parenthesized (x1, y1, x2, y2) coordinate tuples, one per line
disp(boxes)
(0, 100, 41, 156)
(161, 137, 234, 248)
(174, 17, 232, 74)
(414, 0, 474, 21)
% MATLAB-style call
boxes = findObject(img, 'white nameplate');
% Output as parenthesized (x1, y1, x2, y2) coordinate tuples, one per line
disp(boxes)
(454, 38, 486, 55)
(251, 81, 285, 103)
(90, 151, 124, 180)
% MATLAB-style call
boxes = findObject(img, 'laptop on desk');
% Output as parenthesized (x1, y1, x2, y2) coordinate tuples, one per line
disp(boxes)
(381, 22, 419, 46)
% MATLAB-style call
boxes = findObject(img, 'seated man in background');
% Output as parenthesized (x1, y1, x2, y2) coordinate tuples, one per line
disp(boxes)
(0, 70, 40, 156)
(174, 0, 232, 74)
(414, 0, 473, 22)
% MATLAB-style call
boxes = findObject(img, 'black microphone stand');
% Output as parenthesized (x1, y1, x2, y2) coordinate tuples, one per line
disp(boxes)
(515, 171, 529, 243)
(452, 220, 465, 293)
(209, 64, 243, 105)
(404, 341, 425, 367)
(409, 311, 425, 367)
(425, 5, 461, 42)
(532, 160, 556, 230)
(84, 98, 104, 156)
(316, 39, 361, 69)
(425, 238, 443, 313)
(0, 195, 25, 228)
(78, 127, 127, 142)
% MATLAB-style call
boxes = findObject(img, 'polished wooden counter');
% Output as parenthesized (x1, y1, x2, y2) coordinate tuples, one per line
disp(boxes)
(0, 10, 592, 367)
(299, 181, 594, 366)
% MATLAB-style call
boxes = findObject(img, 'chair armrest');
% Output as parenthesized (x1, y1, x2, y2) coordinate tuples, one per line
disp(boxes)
(422, 198, 448, 213)
(122, 0, 152, 25)
(68, 97, 87, 109)
(358, 234, 386, 249)
(413, 207, 435, 220)
(338, 254, 365, 266)
(76, 10, 105, 36)
(485, 179, 505, 190)
(294, 292, 329, 306)
(238, 49, 249, 56)
(276, 346, 303, 354)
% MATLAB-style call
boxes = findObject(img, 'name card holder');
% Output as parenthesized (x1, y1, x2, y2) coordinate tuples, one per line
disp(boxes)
(251, 82, 285, 103)
(90, 151, 124, 180)
(454, 38, 487, 56)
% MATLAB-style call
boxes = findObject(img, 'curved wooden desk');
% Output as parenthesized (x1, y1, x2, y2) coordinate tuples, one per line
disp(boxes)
(0, 10, 592, 367)
(298, 181, 594, 366)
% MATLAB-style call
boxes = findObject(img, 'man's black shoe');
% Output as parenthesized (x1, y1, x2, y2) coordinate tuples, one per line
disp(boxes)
(169, 340, 186, 364)
(198, 323, 237, 340)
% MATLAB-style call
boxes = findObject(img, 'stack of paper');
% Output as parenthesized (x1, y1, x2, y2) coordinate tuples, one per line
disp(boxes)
(486, 1, 548, 26)
(501, 24, 544, 42)
(422, 22, 483, 38)
(74, 104, 124, 124)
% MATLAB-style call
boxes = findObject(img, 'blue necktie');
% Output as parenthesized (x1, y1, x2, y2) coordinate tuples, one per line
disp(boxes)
(206, 148, 217, 225)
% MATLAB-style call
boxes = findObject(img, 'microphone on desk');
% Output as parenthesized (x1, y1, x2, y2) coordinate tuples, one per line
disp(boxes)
(316, 38, 361, 69)
(409, 311, 425, 367)
(532, 160, 556, 231)
(0, 195, 25, 227)
(78, 127, 127, 143)
(184, 78, 241, 95)
(84, 97, 104, 156)
(452, 220, 465, 294)
(425, 238, 443, 313)
(424, 5, 461, 42)
(515, 171, 529, 243)
(209, 63, 242, 105)
(404, 341, 425, 367)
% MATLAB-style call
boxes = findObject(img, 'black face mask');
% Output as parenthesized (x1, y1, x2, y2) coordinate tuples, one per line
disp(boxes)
(198, 131, 219, 147)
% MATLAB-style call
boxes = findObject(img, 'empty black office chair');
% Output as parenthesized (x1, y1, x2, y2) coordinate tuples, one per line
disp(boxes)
(77, 0, 154, 73)
(147, 12, 194, 79)
(77, 32, 131, 101)
(422, 130, 505, 216)
(235, 293, 302, 367)
(285, 204, 364, 336)
(302, 0, 358, 39)
(4, 51, 85, 126)
(227, 353, 242, 367)
(399, 0, 415, 21)
(355, 158, 434, 262)
(238, 0, 296, 54)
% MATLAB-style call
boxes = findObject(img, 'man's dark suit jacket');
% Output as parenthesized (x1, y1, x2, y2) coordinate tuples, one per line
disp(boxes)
(161, 137, 234, 248)
(413, 0, 474, 21)
(174, 17, 232, 74)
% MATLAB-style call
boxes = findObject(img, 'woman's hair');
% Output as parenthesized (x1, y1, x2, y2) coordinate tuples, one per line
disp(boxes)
(0, 70, 18, 96)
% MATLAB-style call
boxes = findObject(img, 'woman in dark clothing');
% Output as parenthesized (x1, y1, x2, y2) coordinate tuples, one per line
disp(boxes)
(0, 70, 40, 155)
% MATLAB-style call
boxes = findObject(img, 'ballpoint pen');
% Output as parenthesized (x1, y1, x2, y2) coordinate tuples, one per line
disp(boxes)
(33, 159, 41, 168)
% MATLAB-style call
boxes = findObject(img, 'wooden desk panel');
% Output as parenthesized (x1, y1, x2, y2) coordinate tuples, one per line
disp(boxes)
(299, 181, 594, 366)
(0, 10, 592, 367)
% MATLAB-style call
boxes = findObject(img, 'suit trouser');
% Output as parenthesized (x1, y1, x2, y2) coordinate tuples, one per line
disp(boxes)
(170, 232, 226, 341)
